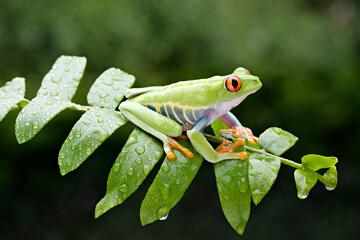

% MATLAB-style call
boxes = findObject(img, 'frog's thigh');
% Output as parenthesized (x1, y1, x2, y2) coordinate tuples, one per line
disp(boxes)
(119, 101, 182, 138)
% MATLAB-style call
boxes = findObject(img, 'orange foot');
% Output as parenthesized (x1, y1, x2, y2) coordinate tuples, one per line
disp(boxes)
(220, 126, 258, 144)
(215, 139, 248, 160)
(166, 137, 194, 160)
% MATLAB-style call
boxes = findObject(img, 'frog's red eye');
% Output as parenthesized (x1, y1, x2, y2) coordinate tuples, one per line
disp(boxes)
(245, 69, 250, 75)
(225, 75, 241, 92)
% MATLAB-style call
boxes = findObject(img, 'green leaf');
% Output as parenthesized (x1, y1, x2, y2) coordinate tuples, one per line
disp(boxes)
(37, 56, 86, 100)
(15, 96, 74, 143)
(211, 118, 231, 137)
(323, 166, 337, 191)
(248, 153, 280, 205)
(212, 118, 251, 234)
(95, 128, 163, 218)
(294, 169, 317, 199)
(301, 154, 338, 171)
(15, 56, 87, 144)
(0, 77, 26, 121)
(87, 68, 135, 110)
(140, 140, 203, 226)
(259, 127, 298, 156)
(214, 159, 251, 235)
(58, 108, 126, 175)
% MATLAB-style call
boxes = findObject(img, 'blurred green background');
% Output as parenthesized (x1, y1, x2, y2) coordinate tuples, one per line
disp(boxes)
(0, 0, 359, 239)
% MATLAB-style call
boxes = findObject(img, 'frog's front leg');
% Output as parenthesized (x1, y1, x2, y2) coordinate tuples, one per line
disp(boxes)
(187, 116, 248, 163)
(119, 101, 193, 159)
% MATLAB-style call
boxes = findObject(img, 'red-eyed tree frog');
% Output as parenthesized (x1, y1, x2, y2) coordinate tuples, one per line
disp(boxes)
(119, 67, 262, 163)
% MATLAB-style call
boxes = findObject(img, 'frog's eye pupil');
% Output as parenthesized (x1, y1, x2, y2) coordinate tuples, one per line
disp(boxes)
(225, 75, 241, 92)
(232, 79, 238, 89)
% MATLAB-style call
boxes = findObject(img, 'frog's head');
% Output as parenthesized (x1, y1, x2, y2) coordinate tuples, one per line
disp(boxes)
(214, 67, 262, 110)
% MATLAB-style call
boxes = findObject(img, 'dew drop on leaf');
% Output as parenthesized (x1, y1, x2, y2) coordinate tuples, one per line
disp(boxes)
(135, 146, 145, 155)
(143, 165, 150, 174)
(114, 163, 120, 172)
(161, 164, 170, 173)
(118, 184, 128, 193)
(127, 168, 134, 175)
(136, 159, 142, 164)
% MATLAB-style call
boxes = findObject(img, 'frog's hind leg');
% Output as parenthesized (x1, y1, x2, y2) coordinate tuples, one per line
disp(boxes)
(119, 101, 193, 159)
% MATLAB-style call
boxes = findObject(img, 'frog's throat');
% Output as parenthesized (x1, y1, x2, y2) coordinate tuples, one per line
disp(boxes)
(212, 89, 259, 118)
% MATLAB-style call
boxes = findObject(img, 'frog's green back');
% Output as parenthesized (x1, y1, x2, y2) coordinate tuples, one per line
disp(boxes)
(129, 76, 223, 107)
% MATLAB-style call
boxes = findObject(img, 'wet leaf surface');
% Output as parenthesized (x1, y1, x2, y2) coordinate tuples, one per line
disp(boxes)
(58, 107, 126, 175)
(95, 128, 163, 218)
(140, 140, 203, 226)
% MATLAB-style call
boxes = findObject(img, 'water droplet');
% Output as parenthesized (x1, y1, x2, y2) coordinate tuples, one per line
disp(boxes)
(64, 67, 70, 72)
(135, 146, 145, 155)
(125, 136, 137, 146)
(224, 195, 230, 200)
(60, 153, 66, 159)
(114, 163, 120, 172)
(159, 214, 169, 221)
(118, 184, 128, 193)
(175, 179, 180, 184)
(297, 190, 309, 199)
(51, 91, 58, 96)
(32, 110, 38, 115)
(127, 168, 134, 175)
(86, 148, 92, 155)
(114, 95, 123, 102)
(136, 159, 142, 164)
(99, 92, 108, 98)
(33, 122, 39, 129)
(143, 165, 150, 174)
(97, 118, 103, 123)
(25, 121, 30, 126)
(161, 164, 170, 173)
(71, 144, 77, 150)
(325, 186, 335, 191)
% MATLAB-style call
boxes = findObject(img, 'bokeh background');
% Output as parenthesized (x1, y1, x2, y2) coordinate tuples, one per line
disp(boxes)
(0, 0, 359, 239)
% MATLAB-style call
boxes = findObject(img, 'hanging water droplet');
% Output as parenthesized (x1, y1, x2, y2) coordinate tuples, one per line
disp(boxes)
(297, 190, 309, 199)
(325, 186, 335, 191)
(159, 214, 169, 221)
(114, 163, 120, 172)
(135, 146, 145, 155)
(118, 184, 128, 193)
